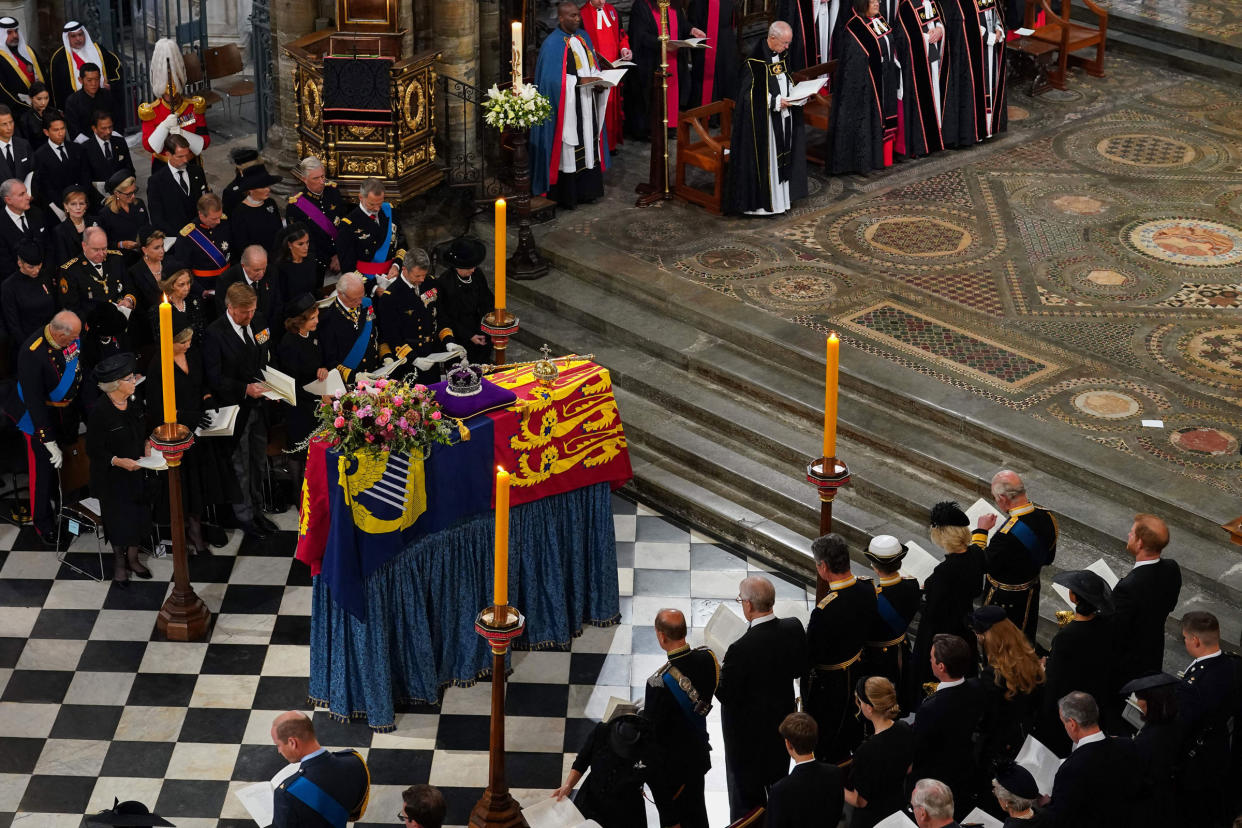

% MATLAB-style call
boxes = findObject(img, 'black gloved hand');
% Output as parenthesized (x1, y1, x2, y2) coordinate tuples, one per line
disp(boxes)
(196, 412, 212, 430)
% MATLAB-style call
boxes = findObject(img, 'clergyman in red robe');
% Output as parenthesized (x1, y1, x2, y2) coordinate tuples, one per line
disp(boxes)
(579, 0, 631, 152)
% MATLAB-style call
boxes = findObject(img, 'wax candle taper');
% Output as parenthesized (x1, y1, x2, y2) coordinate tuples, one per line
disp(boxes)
(495, 198, 506, 310)
(823, 332, 839, 459)
(494, 466, 510, 609)
(159, 294, 176, 424)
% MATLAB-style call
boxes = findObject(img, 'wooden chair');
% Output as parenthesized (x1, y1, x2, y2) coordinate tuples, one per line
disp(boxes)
(1025, 0, 1107, 90)
(674, 98, 734, 215)
(793, 60, 836, 166)
(204, 43, 256, 120)
(181, 51, 222, 109)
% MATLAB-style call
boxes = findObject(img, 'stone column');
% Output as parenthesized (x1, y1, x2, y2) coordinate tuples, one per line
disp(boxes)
(434, 0, 480, 186)
(479, 0, 499, 91)
(266, 0, 317, 167)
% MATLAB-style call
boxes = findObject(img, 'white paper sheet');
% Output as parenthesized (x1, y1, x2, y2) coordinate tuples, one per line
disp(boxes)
(580, 68, 628, 88)
(668, 37, 709, 48)
(136, 450, 167, 471)
(873, 811, 918, 828)
(784, 78, 827, 102)
(304, 369, 346, 398)
(1052, 557, 1118, 608)
(967, 497, 1006, 542)
(1015, 26, 1035, 35)
(1014, 734, 1063, 796)
(235, 763, 300, 827)
(522, 796, 589, 828)
(261, 366, 298, 406)
(962, 807, 1004, 828)
(603, 696, 639, 722)
(703, 602, 748, 661)
(901, 540, 940, 587)
(195, 405, 239, 438)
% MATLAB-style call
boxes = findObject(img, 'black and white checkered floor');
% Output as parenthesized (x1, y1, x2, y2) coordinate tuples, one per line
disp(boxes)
(0, 493, 815, 828)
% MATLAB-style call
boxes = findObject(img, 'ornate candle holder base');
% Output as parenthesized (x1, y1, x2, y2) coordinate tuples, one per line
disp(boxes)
(482, 310, 520, 368)
(469, 605, 528, 828)
(806, 456, 851, 602)
(151, 423, 211, 642)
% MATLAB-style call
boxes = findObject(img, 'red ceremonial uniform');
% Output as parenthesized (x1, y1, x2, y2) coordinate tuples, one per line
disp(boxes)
(138, 96, 210, 163)
(579, 0, 629, 152)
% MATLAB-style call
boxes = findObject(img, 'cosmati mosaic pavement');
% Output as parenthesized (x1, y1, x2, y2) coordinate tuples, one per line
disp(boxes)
(1102, 0, 1242, 49)
(549, 55, 1242, 495)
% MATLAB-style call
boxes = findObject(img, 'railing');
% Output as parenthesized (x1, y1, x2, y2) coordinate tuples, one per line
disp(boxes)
(249, 0, 274, 147)
(436, 73, 507, 200)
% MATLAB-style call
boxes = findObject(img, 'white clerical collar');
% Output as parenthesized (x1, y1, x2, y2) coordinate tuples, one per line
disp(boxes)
(749, 612, 777, 627)
(1072, 730, 1106, 751)
(1132, 558, 1159, 569)
(936, 677, 964, 691)
(1187, 650, 1222, 672)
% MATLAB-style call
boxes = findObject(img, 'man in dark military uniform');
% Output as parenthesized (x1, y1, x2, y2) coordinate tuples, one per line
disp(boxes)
(974, 469, 1058, 642)
(59, 226, 134, 365)
(270, 711, 370, 828)
(171, 191, 232, 303)
(643, 608, 718, 828)
(860, 534, 920, 690)
(9, 310, 82, 545)
(1177, 611, 1242, 828)
(320, 271, 381, 382)
(804, 532, 877, 765)
(375, 248, 460, 382)
(335, 177, 405, 288)
(287, 156, 345, 280)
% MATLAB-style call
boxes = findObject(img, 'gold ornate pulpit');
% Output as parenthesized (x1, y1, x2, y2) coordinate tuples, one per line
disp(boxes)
(283, 1, 442, 204)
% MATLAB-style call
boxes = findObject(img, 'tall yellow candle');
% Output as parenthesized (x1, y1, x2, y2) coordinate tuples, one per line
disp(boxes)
(495, 198, 506, 310)
(823, 332, 839, 459)
(158, 294, 176, 424)
(494, 466, 510, 607)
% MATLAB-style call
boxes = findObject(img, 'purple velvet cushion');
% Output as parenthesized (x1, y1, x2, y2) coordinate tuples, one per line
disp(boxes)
(427, 377, 517, 419)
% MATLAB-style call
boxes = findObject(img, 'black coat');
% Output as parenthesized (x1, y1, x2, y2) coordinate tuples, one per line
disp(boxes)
(18, 107, 47, 148)
(1039, 618, 1114, 756)
(910, 679, 985, 808)
(0, 135, 33, 181)
(49, 45, 124, 118)
(96, 199, 151, 268)
(435, 269, 494, 364)
(272, 749, 370, 828)
(147, 163, 208, 235)
(1046, 735, 1140, 828)
(1110, 558, 1181, 686)
(63, 88, 118, 141)
(1177, 652, 1242, 818)
(804, 576, 877, 763)
(86, 394, 152, 547)
(0, 206, 49, 278)
(569, 720, 654, 828)
(230, 198, 284, 257)
(1131, 719, 1183, 828)
(724, 39, 808, 214)
(911, 546, 984, 688)
(275, 331, 323, 447)
(214, 266, 282, 344)
(79, 133, 135, 190)
(716, 616, 806, 800)
(1, 270, 55, 362)
(128, 260, 164, 312)
(201, 313, 267, 433)
(32, 140, 84, 212)
(978, 668, 1041, 764)
(50, 216, 99, 271)
(766, 760, 844, 828)
(830, 12, 902, 175)
(277, 258, 319, 303)
(849, 721, 915, 828)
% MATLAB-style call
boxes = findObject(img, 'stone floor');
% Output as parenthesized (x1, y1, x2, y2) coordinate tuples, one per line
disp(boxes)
(533, 54, 1242, 499)
(1103, 0, 1242, 48)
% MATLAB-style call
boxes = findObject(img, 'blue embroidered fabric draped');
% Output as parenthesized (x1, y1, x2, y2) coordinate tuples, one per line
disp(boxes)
(308, 481, 620, 730)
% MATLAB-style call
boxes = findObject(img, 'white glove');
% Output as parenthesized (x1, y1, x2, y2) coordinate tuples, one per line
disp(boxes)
(414, 357, 435, 371)
(181, 129, 205, 155)
(446, 342, 466, 356)
(382, 355, 394, 365)
(162, 113, 179, 129)
(43, 441, 63, 469)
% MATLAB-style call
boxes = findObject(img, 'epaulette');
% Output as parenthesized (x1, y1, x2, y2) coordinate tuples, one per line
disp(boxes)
(137, 101, 155, 121)
(287, 194, 300, 204)
(999, 516, 1019, 534)
(190, 95, 206, 114)
(179, 223, 196, 237)
(817, 591, 838, 610)
(107, 249, 121, 255)
(646, 661, 671, 687)
(60, 257, 78, 269)
(28, 336, 42, 350)
(341, 217, 352, 225)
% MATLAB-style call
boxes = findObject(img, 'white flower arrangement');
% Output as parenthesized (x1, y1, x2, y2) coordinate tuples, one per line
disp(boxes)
(482, 82, 553, 130)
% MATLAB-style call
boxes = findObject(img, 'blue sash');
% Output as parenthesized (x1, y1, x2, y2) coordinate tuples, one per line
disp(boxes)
(342, 299, 374, 372)
(372, 203, 394, 263)
(875, 593, 908, 638)
(184, 225, 229, 269)
(286, 775, 349, 828)
(661, 670, 709, 742)
(17, 342, 79, 435)
(1008, 517, 1051, 568)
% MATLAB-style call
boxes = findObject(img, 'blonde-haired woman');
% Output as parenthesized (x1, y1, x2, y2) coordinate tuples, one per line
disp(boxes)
(96, 171, 151, 267)
(845, 676, 915, 828)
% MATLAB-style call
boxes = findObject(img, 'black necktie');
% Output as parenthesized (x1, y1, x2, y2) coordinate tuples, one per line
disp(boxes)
(243, 325, 255, 347)
(103, 140, 111, 160)
(3, 143, 12, 168)
(20, 214, 28, 234)
(57, 146, 67, 163)
(178, 170, 189, 196)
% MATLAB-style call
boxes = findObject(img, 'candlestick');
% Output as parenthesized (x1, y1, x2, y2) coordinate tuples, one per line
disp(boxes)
(511, 22, 523, 90)
(494, 467, 510, 608)
(495, 199, 506, 310)
(823, 332, 839, 458)
(159, 294, 176, 424)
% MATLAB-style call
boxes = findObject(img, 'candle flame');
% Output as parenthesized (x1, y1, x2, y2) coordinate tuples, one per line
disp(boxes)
(828, 331, 839, 342)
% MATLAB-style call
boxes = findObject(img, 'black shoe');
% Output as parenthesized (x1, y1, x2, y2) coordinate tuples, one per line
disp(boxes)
(240, 521, 269, 540)
(36, 528, 59, 548)
(263, 502, 288, 516)
(254, 514, 279, 533)
(206, 524, 229, 548)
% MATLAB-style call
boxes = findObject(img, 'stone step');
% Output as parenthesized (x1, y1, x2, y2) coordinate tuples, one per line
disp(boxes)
(1070, 5, 1242, 67)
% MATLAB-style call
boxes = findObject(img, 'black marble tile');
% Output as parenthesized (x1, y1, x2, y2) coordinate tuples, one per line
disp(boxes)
(10, 525, 58, 552)
(614, 541, 634, 568)
(56, 552, 111, 581)
(154, 779, 230, 817)
(438, 786, 486, 828)
(49, 704, 124, 740)
(0, 736, 46, 773)
(0, 637, 25, 668)
(76, 639, 148, 672)
(617, 596, 632, 625)
(253, 675, 310, 710)
(238, 531, 299, 558)
(503, 751, 564, 788)
(366, 748, 433, 785)
(633, 568, 691, 596)
(504, 682, 568, 717)
(569, 652, 631, 686)
(286, 559, 313, 587)
(434, 714, 491, 751)
(186, 554, 237, 583)
(0, 578, 53, 607)
(563, 716, 599, 753)
(200, 643, 270, 676)
(634, 515, 692, 543)
(19, 775, 97, 813)
(178, 707, 251, 744)
(0, 810, 13, 828)
(231, 743, 290, 782)
(218, 584, 285, 615)
(29, 608, 98, 638)
(610, 492, 638, 514)
(270, 614, 310, 646)
(102, 580, 172, 611)
(0, 669, 73, 703)
(310, 711, 374, 748)
(100, 740, 176, 778)
(126, 672, 199, 707)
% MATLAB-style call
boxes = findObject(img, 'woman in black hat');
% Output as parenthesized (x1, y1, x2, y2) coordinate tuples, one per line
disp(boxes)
(144, 319, 239, 554)
(1121, 673, 1181, 828)
(86, 352, 154, 585)
(86, 797, 173, 828)
(229, 164, 285, 257)
(436, 237, 494, 364)
(50, 183, 99, 270)
(990, 762, 1049, 826)
(96, 171, 151, 268)
(552, 714, 654, 828)
(276, 293, 327, 450)
(273, 222, 320, 300)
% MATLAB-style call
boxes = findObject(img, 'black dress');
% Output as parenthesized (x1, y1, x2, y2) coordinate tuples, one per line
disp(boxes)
(910, 545, 984, 690)
(278, 257, 319, 302)
(570, 721, 651, 828)
(144, 350, 239, 515)
(86, 394, 153, 547)
(275, 330, 323, 447)
(129, 261, 165, 311)
(978, 669, 1041, 764)
(1131, 719, 1183, 828)
(147, 295, 207, 344)
(848, 720, 915, 828)
(19, 108, 48, 149)
(1038, 617, 1114, 756)
(435, 269, 495, 364)
(96, 199, 152, 269)
(230, 198, 284, 256)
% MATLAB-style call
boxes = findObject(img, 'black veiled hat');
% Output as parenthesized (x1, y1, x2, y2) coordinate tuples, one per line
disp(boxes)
(105, 169, 134, 193)
(1120, 672, 1179, 695)
(966, 604, 1008, 633)
(94, 352, 136, 383)
(607, 714, 650, 760)
(995, 761, 1041, 801)
(929, 500, 970, 528)
(1052, 570, 1114, 614)
(16, 239, 42, 265)
(285, 292, 317, 319)
(444, 237, 486, 269)
(239, 163, 281, 191)
(86, 798, 174, 827)
(230, 146, 260, 167)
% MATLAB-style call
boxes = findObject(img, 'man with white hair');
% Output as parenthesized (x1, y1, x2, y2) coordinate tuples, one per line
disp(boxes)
(724, 21, 809, 216)
(138, 38, 208, 168)
(0, 177, 48, 276)
(910, 779, 959, 828)
(50, 22, 122, 117)
(286, 156, 346, 279)
(319, 271, 382, 381)
(59, 225, 134, 363)
(12, 310, 83, 546)
(216, 245, 281, 344)
(0, 17, 46, 115)
(974, 469, 1059, 641)
(335, 177, 405, 284)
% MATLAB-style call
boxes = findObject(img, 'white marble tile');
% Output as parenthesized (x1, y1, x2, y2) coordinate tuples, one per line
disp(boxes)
(566, 683, 631, 720)
(428, 749, 490, 788)
(691, 570, 747, 599)
(368, 713, 439, 750)
(9, 812, 84, 828)
(509, 651, 571, 685)
(219, 780, 255, 820)
(279, 586, 313, 616)
(42, 579, 111, 610)
(261, 645, 310, 676)
(617, 567, 633, 597)
(211, 613, 276, 645)
(0, 702, 60, 738)
(164, 741, 241, 780)
(1, 550, 67, 579)
(113, 705, 188, 742)
(63, 671, 135, 706)
(690, 528, 722, 544)
(228, 555, 292, 586)
(0, 606, 40, 637)
(440, 680, 495, 715)
(0, 772, 29, 811)
(505, 715, 567, 754)
(0, 668, 10, 697)
(33, 738, 110, 776)
(187, 581, 229, 614)
(363, 784, 409, 824)
(629, 596, 692, 627)
(188, 674, 259, 708)
(0, 522, 20, 550)
(633, 542, 691, 570)
(15, 638, 87, 671)
(138, 642, 208, 674)
(635, 503, 660, 516)
(89, 610, 160, 641)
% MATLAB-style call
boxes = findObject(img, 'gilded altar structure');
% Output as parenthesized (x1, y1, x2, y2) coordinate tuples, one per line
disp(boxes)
(283, 30, 442, 204)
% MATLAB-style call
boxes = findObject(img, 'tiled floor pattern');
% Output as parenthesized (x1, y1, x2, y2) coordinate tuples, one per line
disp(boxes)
(0, 493, 814, 828)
